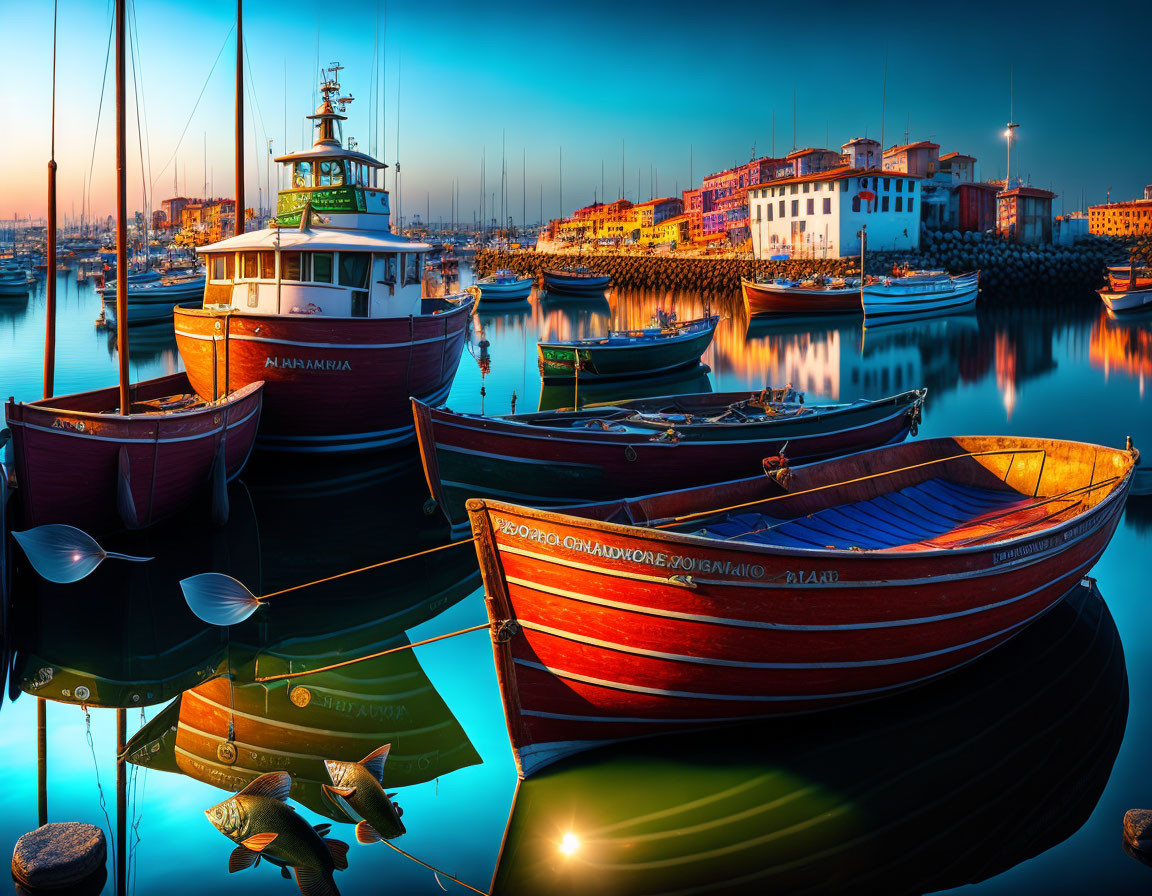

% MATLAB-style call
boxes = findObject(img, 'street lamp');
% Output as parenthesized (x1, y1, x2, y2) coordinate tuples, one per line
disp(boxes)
(1004, 122, 1019, 190)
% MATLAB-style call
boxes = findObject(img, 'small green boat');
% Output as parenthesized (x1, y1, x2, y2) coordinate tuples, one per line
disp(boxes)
(537, 314, 719, 382)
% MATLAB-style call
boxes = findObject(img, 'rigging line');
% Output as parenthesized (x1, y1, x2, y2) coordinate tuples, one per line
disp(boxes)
(243, 44, 265, 213)
(243, 39, 271, 164)
(86, 12, 116, 225)
(150, 21, 235, 191)
(50, 0, 56, 160)
(382, 839, 488, 895)
(129, 0, 155, 213)
(128, 0, 151, 237)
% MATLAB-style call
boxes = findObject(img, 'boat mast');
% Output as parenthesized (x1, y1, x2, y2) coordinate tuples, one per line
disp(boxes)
(235, 0, 245, 236)
(44, 0, 58, 398)
(115, 0, 130, 414)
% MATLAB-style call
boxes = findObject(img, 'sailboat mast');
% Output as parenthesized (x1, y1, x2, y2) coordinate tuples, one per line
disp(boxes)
(44, 0, 58, 398)
(235, 0, 245, 235)
(115, 0, 130, 413)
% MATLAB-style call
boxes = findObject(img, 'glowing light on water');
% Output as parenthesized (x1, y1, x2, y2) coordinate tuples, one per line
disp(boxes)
(559, 832, 580, 856)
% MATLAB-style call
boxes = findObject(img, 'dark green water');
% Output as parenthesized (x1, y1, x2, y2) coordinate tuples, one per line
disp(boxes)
(1, 272, 1150, 894)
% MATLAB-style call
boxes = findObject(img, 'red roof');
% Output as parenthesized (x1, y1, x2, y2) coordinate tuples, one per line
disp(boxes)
(757, 166, 924, 188)
(958, 181, 1000, 192)
(940, 151, 976, 162)
(999, 186, 1056, 199)
(785, 147, 839, 159)
(884, 141, 940, 155)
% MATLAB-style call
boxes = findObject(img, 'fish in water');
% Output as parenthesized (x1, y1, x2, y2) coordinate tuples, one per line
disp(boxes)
(205, 771, 350, 896)
(323, 744, 407, 844)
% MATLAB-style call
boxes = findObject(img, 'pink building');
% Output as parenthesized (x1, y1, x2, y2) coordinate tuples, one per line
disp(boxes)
(882, 141, 940, 179)
(785, 147, 843, 177)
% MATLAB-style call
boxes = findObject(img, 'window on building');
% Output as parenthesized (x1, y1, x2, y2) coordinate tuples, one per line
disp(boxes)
(908, 198, 915, 214)
(882, 196, 890, 212)
(896, 179, 903, 192)
(908, 180, 914, 191)
(241, 251, 259, 279)
(807, 198, 814, 215)
(281, 251, 302, 281)
(259, 252, 275, 279)
(755, 204, 762, 221)
(312, 252, 334, 283)
(883, 178, 891, 191)
(767, 204, 773, 221)
(803, 183, 810, 193)
(338, 252, 371, 289)
(779, 200, 785, 217)
(791, 200, 799, 217)
(823, 197, 831, 214)
(852, 195, 861, 213)
(292, 161, 312, 188)
(895, 196, 903, 212)
(790, 184, 798, 195)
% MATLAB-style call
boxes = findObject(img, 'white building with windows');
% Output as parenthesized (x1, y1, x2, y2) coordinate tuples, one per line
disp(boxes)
(748, 168, 923, 259)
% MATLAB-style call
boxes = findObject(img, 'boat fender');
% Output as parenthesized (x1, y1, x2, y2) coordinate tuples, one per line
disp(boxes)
(625, 445, 638, 462)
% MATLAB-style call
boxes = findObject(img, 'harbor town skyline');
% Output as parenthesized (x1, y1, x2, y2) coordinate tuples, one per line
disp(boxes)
(2, 0, 1151, 225)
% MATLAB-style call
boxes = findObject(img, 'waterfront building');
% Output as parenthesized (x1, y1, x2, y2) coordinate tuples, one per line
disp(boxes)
(997, 186, 1056, 245)
(785, 148, 843, 177)
(639, 213, 691, 247)
(938, 152, 976, 184)
(841, 138, 882, 170)
(1088, 198, 1152, 236)
(632, 197, 683, 228)
(748, 167, 922, 259)
(695, 156, 789, 244)
(883, 141, 940, 179)
(953, 182, 999, 232)
(1054, 212, 1090, 246)
(162, 197, 194, 231)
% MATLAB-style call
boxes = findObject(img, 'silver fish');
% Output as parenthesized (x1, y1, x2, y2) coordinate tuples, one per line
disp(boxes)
(323, 744, 407, 844)
(205, 771, 349, 896)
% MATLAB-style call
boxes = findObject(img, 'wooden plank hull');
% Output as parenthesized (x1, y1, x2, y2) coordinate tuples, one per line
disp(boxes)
(4, 372, 263, 532)
(741, 278, 862, 317)
(542, 271, 612, 296)
(415, 390, 925, 530)
(467, 436, 1136, 776)
(174, 299, 472, 453)
(537, 317, 719, 381)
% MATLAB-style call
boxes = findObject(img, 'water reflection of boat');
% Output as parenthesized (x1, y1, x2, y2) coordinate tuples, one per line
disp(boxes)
(537, 364, 712, 412)
(491, 578, 1127, 895)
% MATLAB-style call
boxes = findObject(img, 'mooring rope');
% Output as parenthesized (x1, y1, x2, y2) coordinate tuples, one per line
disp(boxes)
(382, 839, 488, 895)
(254, 624, 490, 683)
(83, 706, 117, 895)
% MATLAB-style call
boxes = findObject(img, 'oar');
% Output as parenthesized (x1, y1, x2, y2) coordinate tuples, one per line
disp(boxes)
(181, 537, 476, 626)
(12, 525, 152, 584)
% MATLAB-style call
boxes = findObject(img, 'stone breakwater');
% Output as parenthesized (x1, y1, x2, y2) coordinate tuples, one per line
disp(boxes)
(476, 233, 1129, 302)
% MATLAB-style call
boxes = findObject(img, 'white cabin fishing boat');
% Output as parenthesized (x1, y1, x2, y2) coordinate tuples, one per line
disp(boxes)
(173, 65, 474, 453)
(861, 270, 979, 320)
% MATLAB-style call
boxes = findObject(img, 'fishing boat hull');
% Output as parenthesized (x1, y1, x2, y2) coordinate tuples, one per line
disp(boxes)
(0, 280, 30, 297)
(104, 299, 200, 325)
(478, 277, 533, 302)
(414, 389, 925, 530)
(467, 435, 1136, 776)
(861, 272, 979, 318)
(174, 298, 473, 453)
(1100, 287, 1152, 314)
(4, 372, 263, 532)
(741, 278, 861, 317)
(537, 317, 719, 382)
(542, 271, 612, 297)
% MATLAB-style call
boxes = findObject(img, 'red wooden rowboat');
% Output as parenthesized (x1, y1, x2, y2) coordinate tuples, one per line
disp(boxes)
(468, 435, 1138, 776)
(413, 388, 926, 531)
(4, 373, 262, 532)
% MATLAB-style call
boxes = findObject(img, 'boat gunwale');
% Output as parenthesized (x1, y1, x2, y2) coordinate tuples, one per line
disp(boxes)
(8, 375, 264, 422)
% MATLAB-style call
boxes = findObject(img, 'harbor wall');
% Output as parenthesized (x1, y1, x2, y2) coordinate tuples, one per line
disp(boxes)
(476, 232, 1131, 302)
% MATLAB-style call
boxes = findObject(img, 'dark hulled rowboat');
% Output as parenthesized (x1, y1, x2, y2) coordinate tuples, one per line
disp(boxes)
(476, 270, 534, 302)
(467, 435, 1137, 776)
(414, 388, 926, 531)
(4, 372, 263, 531)
(741, 277, 862, 317)
(542, 268, 612, 297)
(537, 315, 719, 382)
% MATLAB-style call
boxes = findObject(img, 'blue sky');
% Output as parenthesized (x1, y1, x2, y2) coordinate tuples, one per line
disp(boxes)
(3, 0, 1150, 225)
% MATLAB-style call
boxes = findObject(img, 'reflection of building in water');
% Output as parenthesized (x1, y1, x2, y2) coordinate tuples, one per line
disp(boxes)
(992, 315, 1059, 417)
(1091, 313, 1152, 397)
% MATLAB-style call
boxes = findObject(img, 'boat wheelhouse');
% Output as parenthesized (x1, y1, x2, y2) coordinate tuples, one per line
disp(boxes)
(174, 65, 473, 454)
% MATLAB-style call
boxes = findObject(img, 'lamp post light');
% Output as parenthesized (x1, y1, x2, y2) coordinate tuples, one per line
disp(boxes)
(1004, 122, 1019, 191)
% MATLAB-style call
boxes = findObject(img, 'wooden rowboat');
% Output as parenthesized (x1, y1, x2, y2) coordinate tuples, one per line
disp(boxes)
(4, 372, 263, 532)
(467, 435, 1137, 776)
(741, 277, 862, 317)
(542, 268, 612, 297)
(414, 388, 926, 531)
(537, 315, 719, 382)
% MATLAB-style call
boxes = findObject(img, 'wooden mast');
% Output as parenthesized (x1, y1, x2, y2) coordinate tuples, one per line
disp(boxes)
(43, 0, 58, 398)
(115, 0, 129, 414)
(235, 0, 245, 236)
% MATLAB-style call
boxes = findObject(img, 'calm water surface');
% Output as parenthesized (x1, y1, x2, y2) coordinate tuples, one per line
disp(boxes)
(1, 272, 1150, 894)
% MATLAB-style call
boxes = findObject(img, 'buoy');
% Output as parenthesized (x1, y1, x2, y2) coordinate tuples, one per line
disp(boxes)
(12, 823, 107, 894)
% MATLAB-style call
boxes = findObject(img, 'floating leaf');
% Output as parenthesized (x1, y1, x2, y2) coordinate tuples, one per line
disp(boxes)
(180, 573, 263, 626)
(12, 525, 151, 583)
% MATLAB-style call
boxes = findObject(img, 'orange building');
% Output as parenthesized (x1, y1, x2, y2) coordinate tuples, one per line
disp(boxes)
(1088, 199, 1152, 236)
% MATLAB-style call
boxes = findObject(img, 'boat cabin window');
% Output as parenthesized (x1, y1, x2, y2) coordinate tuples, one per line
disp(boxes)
(241, 251, 259, 280)
(318, 160, 344, 187)
(281, 251, 302, 281)
(338, 252, 370, 289)
(260, 251, 276, 279)
(312, 252, 334, 283)
(293, 161, 312, 188)
(401, 252, 422, 285)
(347, 162, 361, 186)
(374, 253, 396, 285)
(209, 253, 233, 282)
